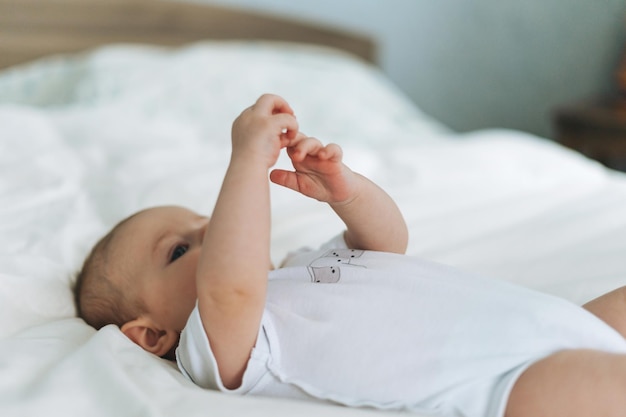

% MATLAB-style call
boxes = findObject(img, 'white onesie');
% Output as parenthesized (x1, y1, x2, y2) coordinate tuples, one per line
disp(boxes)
(176, 234, 626, 417)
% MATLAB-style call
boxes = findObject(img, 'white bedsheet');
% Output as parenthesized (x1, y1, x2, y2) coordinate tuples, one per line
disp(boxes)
(1, 42, 625, 417)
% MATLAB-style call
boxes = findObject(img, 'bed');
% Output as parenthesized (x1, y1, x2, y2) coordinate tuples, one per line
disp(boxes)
(1, 1, 626, 416)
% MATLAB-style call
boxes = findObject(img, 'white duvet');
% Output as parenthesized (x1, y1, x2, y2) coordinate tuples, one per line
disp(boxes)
(0, 42, 625, 417)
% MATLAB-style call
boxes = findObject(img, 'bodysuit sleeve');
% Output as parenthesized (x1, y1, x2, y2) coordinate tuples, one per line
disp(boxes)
(175, 304, 270, 393)
(175, 306, 221, 390)
(176, 232, 348, 392)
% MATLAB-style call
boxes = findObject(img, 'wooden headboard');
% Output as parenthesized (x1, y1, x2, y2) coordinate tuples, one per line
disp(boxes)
(0, 0, 376, 70)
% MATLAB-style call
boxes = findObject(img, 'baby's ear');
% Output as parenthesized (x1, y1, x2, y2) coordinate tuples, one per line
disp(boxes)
(121, 317, 178, 357)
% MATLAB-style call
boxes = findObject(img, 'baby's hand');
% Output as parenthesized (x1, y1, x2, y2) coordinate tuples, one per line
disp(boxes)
(231, 94, 299, 168)
(270, 134, 358, 204)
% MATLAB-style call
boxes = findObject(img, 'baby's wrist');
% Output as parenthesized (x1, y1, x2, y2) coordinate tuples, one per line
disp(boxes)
(329, 173, 364, 207)
(230, 146, 275, 170)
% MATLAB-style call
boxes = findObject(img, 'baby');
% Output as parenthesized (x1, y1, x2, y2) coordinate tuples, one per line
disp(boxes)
(75, 94, 626, 417)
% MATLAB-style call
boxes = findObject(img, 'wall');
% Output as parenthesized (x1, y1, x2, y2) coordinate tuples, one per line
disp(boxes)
(188, 0, 625, 138)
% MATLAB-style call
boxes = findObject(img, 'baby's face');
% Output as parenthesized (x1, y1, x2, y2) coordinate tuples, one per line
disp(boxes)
(112, 206, 209, 333)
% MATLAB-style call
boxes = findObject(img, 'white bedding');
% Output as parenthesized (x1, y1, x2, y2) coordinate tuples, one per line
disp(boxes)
(1, 41, 625, 417)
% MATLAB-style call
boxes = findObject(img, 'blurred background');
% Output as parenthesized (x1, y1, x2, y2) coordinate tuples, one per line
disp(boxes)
(192, 0, 626, 139)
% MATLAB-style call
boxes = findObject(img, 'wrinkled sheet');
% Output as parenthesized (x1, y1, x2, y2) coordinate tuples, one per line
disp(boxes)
(0, 42, 625, 417)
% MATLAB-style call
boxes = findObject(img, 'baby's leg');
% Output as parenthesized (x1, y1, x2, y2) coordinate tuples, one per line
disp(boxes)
(583, 286, 626, 339)
(506, 349, 626, 417)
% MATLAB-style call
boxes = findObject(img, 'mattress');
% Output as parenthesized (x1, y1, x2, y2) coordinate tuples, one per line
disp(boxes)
(1, 41, 625, 417)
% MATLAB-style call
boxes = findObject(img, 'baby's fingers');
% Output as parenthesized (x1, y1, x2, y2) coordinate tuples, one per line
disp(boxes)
(318, 143, 343, 162)
(254, 93, 294, 116)
(288, 137, 324, 162)
(281, 131, 307, 148)
(274, 113, 299, 142)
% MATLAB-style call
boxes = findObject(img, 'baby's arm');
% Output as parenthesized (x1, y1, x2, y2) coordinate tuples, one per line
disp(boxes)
(196, 95, 298, 389)
(270, 135, 408, 254)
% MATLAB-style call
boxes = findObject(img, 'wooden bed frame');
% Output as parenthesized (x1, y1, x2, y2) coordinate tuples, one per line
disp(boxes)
(0, 0, 376, 70)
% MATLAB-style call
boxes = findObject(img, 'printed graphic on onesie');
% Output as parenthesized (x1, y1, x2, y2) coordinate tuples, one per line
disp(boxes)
(307, 249, 366, 283)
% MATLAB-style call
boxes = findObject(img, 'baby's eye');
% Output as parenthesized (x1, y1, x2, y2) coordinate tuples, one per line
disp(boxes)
(170, 245, 188, 263)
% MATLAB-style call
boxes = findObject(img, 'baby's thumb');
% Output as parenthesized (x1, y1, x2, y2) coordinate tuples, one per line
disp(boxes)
(269, 169, 299, 193)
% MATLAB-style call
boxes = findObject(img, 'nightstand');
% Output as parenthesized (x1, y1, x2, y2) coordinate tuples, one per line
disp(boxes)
(552, 99, 626, 171)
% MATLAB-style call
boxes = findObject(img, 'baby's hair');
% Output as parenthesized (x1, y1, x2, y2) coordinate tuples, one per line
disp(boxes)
(73, 213, 146, 330)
